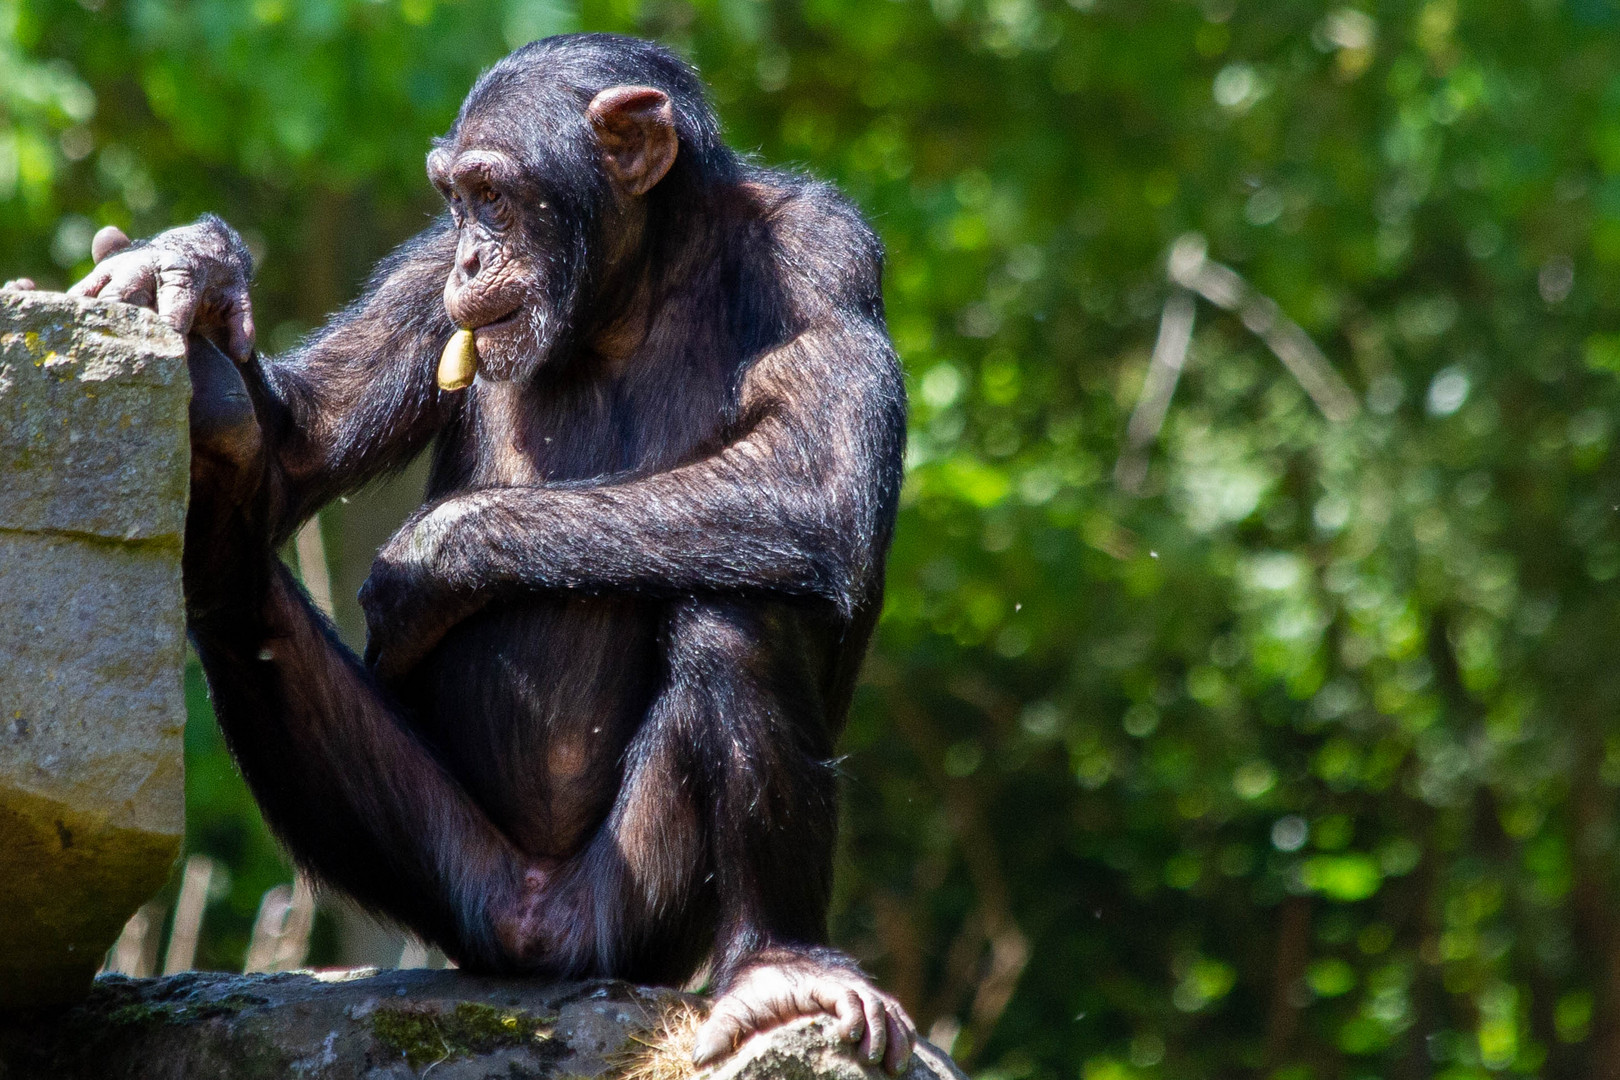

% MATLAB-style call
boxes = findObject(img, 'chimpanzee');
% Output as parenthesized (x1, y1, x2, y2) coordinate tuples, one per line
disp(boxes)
(44, 33, 914, 1071)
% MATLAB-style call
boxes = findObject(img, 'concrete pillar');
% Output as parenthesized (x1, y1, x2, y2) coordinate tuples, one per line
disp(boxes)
(0, 290, 189, 1005)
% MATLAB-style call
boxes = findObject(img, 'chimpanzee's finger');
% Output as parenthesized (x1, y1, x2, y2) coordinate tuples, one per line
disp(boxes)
(853, 986, 887, 1066)
(882, 1007, 913, 1074)
(152, 263, 200, 337)
(2, 278, 36, 291)
(91, 225, 132, 264)
(797, 979, 863, 1045)
(224, 289, 256, 363)
(100, 257, 159, 310)
(66, 265, 113, 298)
(691, 1009, 743, 1066)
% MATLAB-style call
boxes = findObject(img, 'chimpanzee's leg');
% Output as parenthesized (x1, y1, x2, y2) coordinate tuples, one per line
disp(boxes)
(183, 339, 532, 969)
(504, 599, 914, 1073)
(675, 601, 915, 1074)
(189, 567, 540, 966)
(500, 655, 714, 983)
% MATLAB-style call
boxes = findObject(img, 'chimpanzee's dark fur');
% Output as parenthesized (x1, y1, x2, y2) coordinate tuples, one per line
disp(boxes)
(181, 33, 906, 999)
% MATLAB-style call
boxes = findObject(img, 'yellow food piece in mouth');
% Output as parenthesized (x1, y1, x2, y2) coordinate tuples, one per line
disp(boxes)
(437, 327, 478, 391)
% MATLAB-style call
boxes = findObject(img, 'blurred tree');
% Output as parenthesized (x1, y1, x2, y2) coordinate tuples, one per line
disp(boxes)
(11, 0, 1620, 1077)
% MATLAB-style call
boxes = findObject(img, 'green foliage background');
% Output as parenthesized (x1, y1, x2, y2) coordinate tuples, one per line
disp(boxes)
(10, 0, 1620, 1076)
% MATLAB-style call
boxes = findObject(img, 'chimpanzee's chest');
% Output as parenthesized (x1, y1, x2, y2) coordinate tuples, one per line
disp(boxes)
(461, 353, 738, 486)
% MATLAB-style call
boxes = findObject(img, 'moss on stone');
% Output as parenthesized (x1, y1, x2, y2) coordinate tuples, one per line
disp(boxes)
(106, 1002, 177, 1027)
(102, 991, 262, 1030)
(370, 1001, 557, 1069)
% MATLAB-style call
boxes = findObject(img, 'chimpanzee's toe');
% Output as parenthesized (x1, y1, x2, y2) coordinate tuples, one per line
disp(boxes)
(693, 957, 915, 1074)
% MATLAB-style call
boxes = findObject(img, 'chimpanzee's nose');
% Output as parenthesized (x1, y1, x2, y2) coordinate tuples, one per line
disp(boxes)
(458, 247, 482, 281)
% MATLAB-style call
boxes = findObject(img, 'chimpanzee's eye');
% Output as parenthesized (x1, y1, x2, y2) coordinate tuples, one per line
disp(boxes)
(440, 188, 464, 223)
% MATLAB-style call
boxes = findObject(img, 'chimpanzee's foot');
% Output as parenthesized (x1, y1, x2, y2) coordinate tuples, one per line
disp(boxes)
(692, 951, 916, 1074)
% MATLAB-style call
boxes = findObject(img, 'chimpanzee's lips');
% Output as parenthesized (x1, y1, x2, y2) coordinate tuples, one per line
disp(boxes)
(471, 307, 522, 336)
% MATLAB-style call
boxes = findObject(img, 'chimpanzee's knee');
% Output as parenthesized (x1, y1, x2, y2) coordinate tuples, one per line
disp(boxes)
(188, 334, 262, 478)
(183, 335, 269, 618)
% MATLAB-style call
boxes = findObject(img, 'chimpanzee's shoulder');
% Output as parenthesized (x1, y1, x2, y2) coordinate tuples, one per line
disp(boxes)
(765, 175, 882, 265)
(740, 168, 885, 317)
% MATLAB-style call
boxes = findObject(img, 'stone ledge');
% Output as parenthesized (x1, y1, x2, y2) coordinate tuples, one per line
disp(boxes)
(0, 969, 967, 1080)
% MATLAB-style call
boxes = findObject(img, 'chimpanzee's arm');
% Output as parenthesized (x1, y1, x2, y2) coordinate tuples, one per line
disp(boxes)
(69, 215, 459, 548)
(359, 316, 905, 679)
(241, 224, 460, 544)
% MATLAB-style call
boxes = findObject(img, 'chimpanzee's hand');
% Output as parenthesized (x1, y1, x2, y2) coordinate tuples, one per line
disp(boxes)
(360, 498, 491, 682)
(68, 216, 256, 363)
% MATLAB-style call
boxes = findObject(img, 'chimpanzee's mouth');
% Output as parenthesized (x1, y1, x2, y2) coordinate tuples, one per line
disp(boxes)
(472, 307, 522, 335)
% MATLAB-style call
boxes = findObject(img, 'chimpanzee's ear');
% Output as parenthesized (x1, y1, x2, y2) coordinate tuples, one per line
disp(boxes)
(586, 86, 678, 197)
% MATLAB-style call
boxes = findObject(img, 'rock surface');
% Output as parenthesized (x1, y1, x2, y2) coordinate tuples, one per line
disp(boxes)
(0, 970, 968, 1080)
(0, 291, 190, 1006)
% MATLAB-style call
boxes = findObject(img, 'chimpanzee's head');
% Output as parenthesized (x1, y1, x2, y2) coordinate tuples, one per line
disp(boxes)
(426, 34, 733, 382)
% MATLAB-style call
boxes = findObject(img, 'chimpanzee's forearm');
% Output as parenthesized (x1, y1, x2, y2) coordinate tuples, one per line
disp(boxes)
(72, 213, 457, 545)
(358, 419, 879, 677)
(487, 323, 904, 613)
(240, 222, 461, 544)
(436, 457, 863, 604)
(358, 326, 904, 676)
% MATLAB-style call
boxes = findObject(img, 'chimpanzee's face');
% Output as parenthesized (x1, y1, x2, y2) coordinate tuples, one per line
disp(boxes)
(427, 141, 566, 383)
(428, 83, 678, 383)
